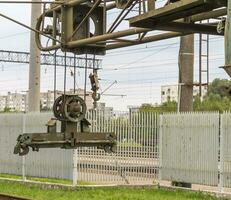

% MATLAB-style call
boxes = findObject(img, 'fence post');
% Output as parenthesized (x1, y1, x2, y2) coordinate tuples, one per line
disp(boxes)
(22, 114, 26, 181)
(219, 113, 224, 194)
(72, 149, 78, 186)
(158, 114, 162, 187)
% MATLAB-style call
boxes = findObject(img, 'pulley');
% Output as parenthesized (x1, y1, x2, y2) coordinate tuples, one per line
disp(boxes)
(53, 94, 87, 122)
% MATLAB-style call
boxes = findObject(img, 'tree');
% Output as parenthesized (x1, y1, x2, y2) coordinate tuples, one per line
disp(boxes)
(140, 101, 177, 113)
(208, 78, 231, 99)
(140, 79, 231, 113)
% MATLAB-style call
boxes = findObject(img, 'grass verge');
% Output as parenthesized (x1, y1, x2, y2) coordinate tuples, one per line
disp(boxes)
(0, 181, 227, 200)
(0, 173, 95, 185)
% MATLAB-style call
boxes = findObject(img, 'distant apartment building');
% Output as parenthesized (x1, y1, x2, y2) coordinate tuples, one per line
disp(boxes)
(40, 89, 94, 111)
(161, 84, 207, 103)
(0, 96, 6, 111)
(0, 89, 94, 112)
(96, 102, 113, 117)
(5, 92, 27, 112)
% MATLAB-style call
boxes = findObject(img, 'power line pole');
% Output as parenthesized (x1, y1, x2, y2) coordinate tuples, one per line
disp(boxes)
(28, 0, 41, 112)
(175, 33, 194, 189)
(178, 34, 194, 112)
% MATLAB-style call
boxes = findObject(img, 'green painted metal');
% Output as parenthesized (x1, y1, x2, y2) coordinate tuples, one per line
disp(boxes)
(223, 0, 231, 77)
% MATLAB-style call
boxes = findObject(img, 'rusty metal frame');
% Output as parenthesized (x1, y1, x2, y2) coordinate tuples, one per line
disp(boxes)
(33, 0, 227, 53)
(0, 0, 227, 52)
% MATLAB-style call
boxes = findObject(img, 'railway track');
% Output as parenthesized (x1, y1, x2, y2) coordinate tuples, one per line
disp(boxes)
(0, 193, 32, 200)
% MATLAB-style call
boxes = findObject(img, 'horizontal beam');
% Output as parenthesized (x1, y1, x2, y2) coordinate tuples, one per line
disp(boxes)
(129, 0, 226, 28)
(106, 8, 227, 50)
(134, 21, 222, 36)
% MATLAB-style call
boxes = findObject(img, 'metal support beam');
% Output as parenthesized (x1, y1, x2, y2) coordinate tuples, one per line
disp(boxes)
(107, 8, 227, 50)
(147, 0, 155, 11)
(223, 0, 231, 77)
(129, 0, 226, 27)
(132, 21, 222, 36)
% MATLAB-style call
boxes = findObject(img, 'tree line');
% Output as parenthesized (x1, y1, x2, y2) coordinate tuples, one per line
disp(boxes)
(140, 78, 231, 113)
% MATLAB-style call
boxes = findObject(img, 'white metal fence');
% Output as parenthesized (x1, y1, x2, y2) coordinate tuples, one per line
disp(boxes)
(220, 112, 231, 189)
(77, 111, 159, 185)
(160, 112, 219, 186)
(0, 113, 73, 180)
(2, 111, 231, 191)
(0, 111, 159, 185)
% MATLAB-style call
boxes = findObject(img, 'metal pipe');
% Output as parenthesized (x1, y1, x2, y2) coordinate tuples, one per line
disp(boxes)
(109, 0, 138, 33)
(106, 2, 116, 10)
(0, 1, 63, 4)
(106, 32, 182, 49)
(67, 27, 149, 47)
(66, 0, 89, 7)
(44, 0, 88, 16)
(107, 0, 135, 33)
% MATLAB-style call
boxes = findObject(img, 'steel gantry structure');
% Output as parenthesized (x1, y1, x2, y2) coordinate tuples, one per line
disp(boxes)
(0, 50, 102, 69)
(0, 0, 227, 52)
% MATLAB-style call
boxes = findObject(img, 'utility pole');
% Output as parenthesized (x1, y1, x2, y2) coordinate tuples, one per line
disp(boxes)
(174, 34, 194, 188)
(28, 0, 41, 112)
(178, 34, 194, 112)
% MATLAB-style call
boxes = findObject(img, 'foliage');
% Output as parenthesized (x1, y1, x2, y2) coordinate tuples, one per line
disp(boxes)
(193, 95, 231, 112)
(208, 78, 231, 99)
(0, 181, 226, 200)
(41, 106, 52, 112)
(140, 101, 177, 113)
(0, 107, 19, 113)
(3, 107, 11, 112)
(194, 78, 231, 112)
(140, 79, 231, 113)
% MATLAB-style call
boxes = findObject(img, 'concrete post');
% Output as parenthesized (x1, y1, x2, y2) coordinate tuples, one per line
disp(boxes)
(72, 149, 78, 186)
(28, 0, 41, 112)
(173, 34, 194, 188)
(22, 115, 26, 181)
(178, 34, 194, 112)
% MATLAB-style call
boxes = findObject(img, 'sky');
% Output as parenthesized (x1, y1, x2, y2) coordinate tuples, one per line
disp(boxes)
(0, 1, 228, 111)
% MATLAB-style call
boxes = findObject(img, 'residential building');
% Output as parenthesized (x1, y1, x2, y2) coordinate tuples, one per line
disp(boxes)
(161, 84, 207, 103)
(0, 89, 93, 112)
(0, 96, 6, 111)
(5, 92, 27, 112)
(96, 102, 113, 117)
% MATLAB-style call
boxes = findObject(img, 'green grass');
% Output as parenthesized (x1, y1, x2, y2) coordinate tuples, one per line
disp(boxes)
(0, 173, 95, 186)
(0, 181, 227, 200)
(0, 173, 72, 185)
